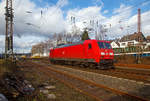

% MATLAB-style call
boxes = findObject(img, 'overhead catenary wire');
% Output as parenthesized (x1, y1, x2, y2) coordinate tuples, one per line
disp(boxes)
(11, 0, 150, 40)
(68, 0, 150, 22)
(67, 0, 150, 40)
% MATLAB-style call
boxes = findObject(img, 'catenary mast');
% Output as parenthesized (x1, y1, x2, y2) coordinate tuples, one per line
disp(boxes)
(5, 0, 14, 59)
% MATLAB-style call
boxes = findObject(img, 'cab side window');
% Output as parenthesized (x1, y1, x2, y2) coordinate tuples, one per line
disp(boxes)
(88, 44, 92, 49)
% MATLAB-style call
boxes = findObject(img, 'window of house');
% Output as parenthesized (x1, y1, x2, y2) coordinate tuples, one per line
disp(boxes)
(121, 43, 126, 46)
(128, 42, 134, 45)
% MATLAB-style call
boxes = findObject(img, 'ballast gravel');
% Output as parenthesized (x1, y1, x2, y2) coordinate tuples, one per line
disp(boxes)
(49, 65, 150, 99)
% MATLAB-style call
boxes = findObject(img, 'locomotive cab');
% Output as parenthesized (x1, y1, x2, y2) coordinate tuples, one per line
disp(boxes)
(97, 41, 114, 69)
(83, 40, 114, 69)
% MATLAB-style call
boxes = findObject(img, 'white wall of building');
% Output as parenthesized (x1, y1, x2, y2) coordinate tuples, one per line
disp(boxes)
(145, 42, 150, 48)
(111, 41, 119, 48)
(119, 40, 139, 48)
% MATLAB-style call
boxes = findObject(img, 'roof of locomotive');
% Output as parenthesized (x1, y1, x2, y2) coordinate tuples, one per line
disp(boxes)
(86, 39, 110, 43)
(54, 40, 110, 49)
(55, 41, 84, 49)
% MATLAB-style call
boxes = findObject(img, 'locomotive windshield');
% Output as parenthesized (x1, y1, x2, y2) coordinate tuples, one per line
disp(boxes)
(97, 42, 112, 49)
(105, 42, 112, 49)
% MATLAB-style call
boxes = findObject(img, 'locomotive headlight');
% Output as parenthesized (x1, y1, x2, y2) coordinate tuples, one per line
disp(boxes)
(109, 52, 113, 55)
(101, 52, 105, 55)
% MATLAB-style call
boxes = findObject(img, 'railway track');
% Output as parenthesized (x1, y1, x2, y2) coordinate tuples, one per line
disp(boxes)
(18, 60, 149, 101)
(33, 58, 150, 84)
(88, 68, 150, 83)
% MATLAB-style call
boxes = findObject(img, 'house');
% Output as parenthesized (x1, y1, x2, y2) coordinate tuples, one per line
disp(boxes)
(118, 32, 147, 48)
(111, 32, 150, 53)
(119, 40, 139, 48)
(110, 41, 120, 48)
(146, 36, 150, 42)
(145, 42, 150, 49)
(120, 32, 146, 42)
(111, 40, 139, 49)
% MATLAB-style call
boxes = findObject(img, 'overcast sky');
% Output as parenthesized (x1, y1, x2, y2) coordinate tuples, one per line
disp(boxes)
(0, 0, 150, 53)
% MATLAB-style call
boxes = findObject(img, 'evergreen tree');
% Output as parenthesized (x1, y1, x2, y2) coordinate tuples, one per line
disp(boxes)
(81, 30, 90, 41)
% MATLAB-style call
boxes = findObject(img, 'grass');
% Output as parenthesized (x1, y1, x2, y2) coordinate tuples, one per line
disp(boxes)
(0, 59, 11, 77)
(0, 59, 17, 75)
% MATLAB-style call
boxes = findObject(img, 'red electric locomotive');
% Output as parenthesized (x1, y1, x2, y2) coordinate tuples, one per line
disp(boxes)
(49, 40, 114, 69)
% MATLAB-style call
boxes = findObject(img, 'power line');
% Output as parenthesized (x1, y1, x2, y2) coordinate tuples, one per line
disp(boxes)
(118, 0, 150, 12)
(132, 0, 150, 9)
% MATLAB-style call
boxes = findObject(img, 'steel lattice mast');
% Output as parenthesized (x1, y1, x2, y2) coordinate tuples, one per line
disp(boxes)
(5, 0, 14, 59)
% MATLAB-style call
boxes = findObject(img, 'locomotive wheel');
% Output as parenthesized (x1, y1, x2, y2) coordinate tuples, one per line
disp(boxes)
(84, 63, 89, 67)
(97, 65, 104, 69)
(80, 63, 85, 68)
(60, 60, 64, 65)
(110, 66, 115, 69)
(89, 63, 96, 69)
(50, 60, 55, 64)
(97, 64, 109, 70)
(71, 61, 74, 66)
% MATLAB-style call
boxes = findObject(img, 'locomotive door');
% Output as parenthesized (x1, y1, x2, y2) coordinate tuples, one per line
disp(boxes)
(86, 43, 93, 59)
